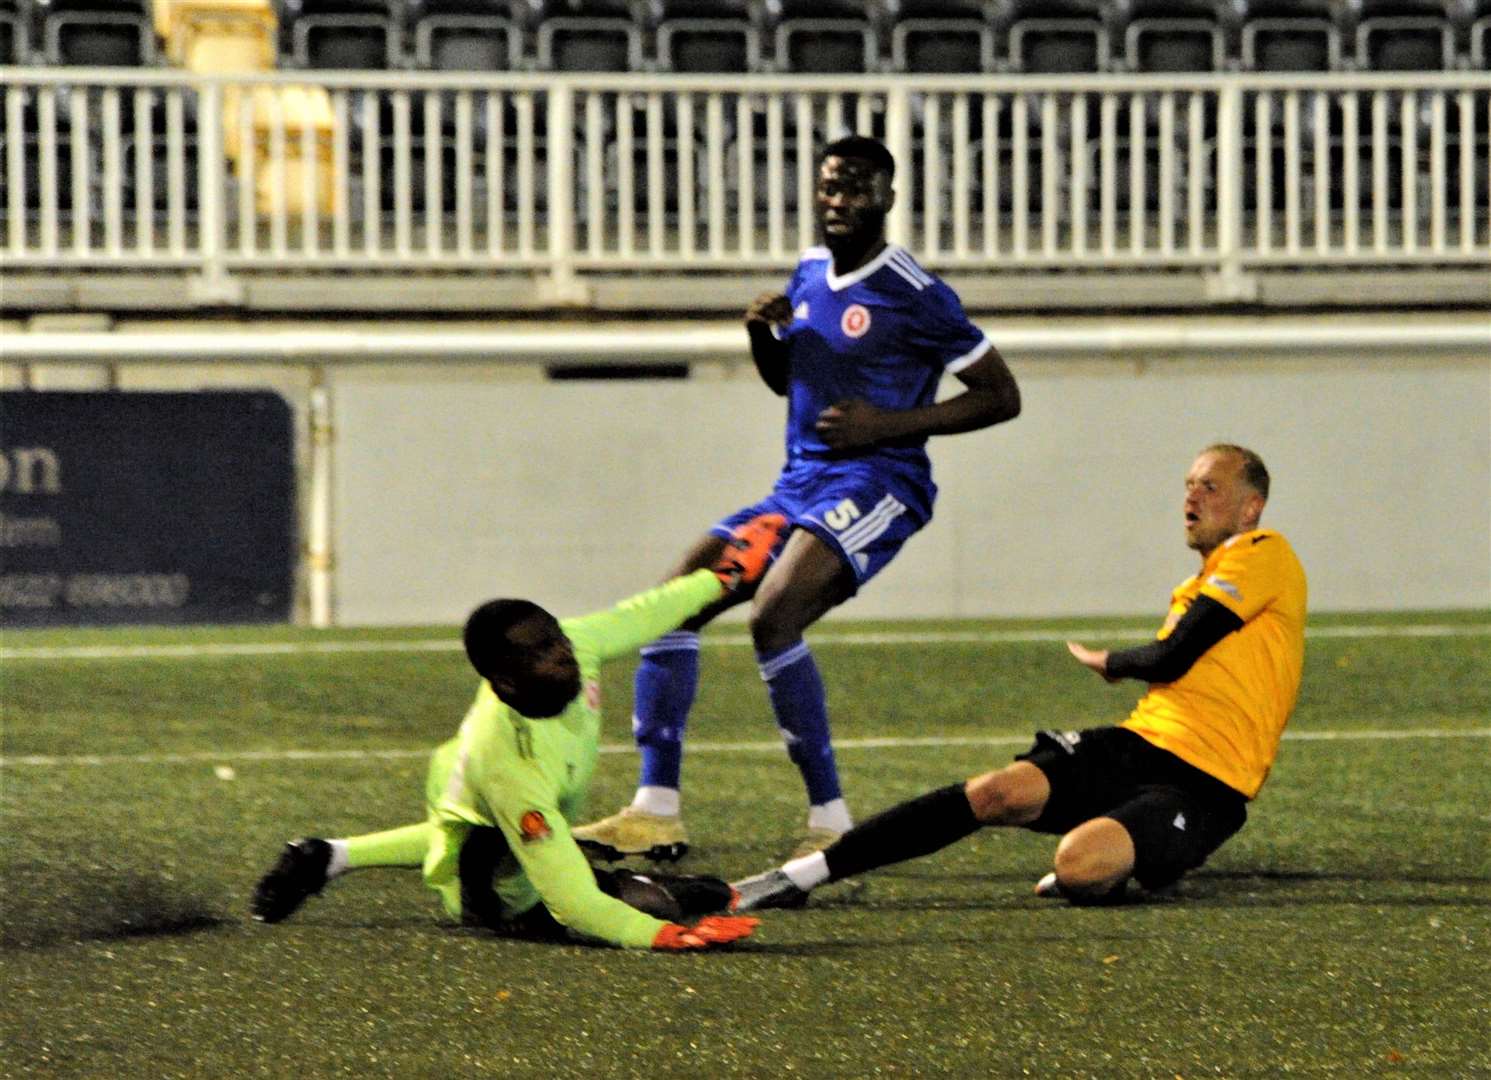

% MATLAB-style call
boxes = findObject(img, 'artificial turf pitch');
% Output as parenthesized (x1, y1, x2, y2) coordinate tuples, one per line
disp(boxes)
(2, 612, 1488, 1078)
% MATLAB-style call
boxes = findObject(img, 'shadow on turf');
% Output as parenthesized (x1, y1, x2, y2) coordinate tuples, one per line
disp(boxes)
(1, 865, 229, 950)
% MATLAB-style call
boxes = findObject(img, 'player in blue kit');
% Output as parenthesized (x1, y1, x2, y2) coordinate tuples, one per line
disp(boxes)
(574, 135, 1022, 862)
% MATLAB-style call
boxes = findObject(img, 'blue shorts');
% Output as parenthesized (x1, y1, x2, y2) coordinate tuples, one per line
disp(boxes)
(711, 457, 934, 590)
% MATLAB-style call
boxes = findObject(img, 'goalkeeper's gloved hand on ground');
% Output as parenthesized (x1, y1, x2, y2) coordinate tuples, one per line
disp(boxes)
(711, 513, 788, 592)
(651, 914, 760, 950)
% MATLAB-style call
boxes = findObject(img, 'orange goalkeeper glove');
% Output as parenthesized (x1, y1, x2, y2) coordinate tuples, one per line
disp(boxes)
(711, 512, 788, 592)
(651, 914, 761, 950)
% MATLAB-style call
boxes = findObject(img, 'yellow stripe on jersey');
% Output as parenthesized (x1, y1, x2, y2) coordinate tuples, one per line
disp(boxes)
(1122, 528, 1308, 799)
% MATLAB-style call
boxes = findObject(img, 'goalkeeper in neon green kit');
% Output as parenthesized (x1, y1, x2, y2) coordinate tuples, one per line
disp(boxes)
(250, 513, 785, 950)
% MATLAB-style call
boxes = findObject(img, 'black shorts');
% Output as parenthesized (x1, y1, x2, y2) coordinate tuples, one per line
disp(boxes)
(1016, 727, 1248, 890)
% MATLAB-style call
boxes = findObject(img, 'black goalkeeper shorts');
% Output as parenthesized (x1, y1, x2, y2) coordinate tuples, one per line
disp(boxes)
(1016, 726, 1248, 890)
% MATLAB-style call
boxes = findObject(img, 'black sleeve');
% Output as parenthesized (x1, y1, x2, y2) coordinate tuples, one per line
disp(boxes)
(747, 324, 790, 396)
(1105, 594, 1244, 684)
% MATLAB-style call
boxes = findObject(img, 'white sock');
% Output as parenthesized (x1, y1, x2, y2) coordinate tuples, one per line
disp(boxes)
(630, 786, 681, 817)
(326, 839, 351, 880)
(807, 798, 851, 834)
(782, 851, 830, 891)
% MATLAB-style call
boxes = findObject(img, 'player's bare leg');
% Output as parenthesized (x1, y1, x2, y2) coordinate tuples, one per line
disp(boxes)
(963, 762, 1050, 826)
(1039, 817, 1136, 901)
(746, 529, 853, 653)
(964, 762, 1133, 902)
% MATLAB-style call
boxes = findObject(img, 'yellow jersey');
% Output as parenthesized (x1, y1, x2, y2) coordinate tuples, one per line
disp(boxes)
(1122, 528, 1307, 798)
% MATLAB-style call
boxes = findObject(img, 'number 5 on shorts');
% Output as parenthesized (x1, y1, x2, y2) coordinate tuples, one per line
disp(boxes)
(823, 498, 861, 532)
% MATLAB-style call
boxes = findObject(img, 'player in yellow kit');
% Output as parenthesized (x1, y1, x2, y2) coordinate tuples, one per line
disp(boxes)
(733, 444, 1307, 908)
(250, 514, 784, 949)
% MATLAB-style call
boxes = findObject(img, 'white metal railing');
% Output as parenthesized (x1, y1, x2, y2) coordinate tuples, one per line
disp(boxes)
(1, 68, 1487, 292)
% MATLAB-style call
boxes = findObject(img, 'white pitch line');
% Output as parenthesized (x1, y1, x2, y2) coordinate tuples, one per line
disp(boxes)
(2, 623, 1488, 662)
(2, 728, 1487, 769)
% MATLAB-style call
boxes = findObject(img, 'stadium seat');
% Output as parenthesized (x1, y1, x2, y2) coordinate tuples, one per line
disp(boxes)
(283, 0, 402, 70)
(1239, 0, 1339, 71)
(1001, 0, 1110, 73)
(407, 0, 524, 71)
(1461, 0, 1489, 67)
(1120, 0, 1231, 73)
(2, 0, 29, 64)
(536, 0, 643, 72)
(38, 0, 156, 66)
(888, 0, 996, 73)
(655, 0, 761, 73)
(772, 0, 880, 74)
(1352, 0, 1455, 70)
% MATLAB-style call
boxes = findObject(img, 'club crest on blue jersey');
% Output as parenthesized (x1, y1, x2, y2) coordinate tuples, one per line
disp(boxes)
(841, 304, 871, 338)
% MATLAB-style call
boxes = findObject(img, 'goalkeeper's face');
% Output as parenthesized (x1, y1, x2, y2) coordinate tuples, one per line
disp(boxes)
(493, 614, 582, 718)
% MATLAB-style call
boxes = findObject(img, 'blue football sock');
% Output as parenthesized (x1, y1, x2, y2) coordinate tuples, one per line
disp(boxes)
(758, 641, 843, 806)
(633, 631, 700, 791)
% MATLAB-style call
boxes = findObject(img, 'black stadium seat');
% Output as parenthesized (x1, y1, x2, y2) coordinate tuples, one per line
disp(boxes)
(1120, 0, 1231, 73)
(772, 0, 880, 73)
(282, 0, 402, 70)
(1239, 0, 1339, 71)
(655, 0, 762, 73)
(1001, 0, 1110, 73)
(407, 0, 525, 71)
(1352, 0, 1456, 70)
(1467, 0, 1491, 67)
(889, 0, 996, 73)
(536, 0, 643, 72)
(38, 0, 155, 66)
(2, 0, 29, 65)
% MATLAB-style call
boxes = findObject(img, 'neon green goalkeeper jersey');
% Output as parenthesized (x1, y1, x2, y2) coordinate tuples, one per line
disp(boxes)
(421, 569, 723, 948)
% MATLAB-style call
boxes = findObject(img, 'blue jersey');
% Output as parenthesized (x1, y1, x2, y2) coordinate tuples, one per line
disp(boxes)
(778, 243, 993, 473)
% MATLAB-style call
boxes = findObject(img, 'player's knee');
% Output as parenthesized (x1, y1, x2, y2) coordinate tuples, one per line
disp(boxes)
(1052, 821, 1134, 896)
(965, 766, 1045, 825)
